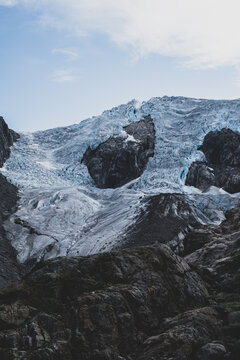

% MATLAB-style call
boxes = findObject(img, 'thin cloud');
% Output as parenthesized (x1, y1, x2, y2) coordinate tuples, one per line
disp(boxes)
(234, 66, 240, 88)
(4, 0, 240, 69)
(51, 69, 78, 83)
(0, 0, 18, 6)
(52, 48, 79, 61)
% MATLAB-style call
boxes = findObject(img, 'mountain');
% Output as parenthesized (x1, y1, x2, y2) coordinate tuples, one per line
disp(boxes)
(2, 96, 240, 264)
(0, 96, 240, 359)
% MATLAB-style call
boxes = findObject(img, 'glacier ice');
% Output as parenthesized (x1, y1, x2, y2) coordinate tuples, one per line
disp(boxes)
(2, 96, 240, 262)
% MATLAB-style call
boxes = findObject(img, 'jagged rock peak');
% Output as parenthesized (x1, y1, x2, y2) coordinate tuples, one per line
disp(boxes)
(0, 116, 19, 167)
(81, 115, 155, 188)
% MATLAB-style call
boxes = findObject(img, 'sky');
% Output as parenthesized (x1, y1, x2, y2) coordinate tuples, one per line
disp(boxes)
(1, 1, 240, 132)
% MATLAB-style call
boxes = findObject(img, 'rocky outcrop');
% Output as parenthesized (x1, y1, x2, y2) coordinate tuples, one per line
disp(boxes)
(0, 117, 20, 287)
(186, 161, 215, 191)
(186, 128, 240, 193)
(0, 244, 211, 359)
(0, 117, 19, 167)
(182, 205, 240, 359)
(120, 193, 207, 253)
(184, 205, 240, 294)
(81, 115, 155, 188)
(0, 174, 21, 288)
(137, 307, 223, 360)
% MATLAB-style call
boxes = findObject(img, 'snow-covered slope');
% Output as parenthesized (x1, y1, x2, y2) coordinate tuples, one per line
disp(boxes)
(2, 96, 240, 262)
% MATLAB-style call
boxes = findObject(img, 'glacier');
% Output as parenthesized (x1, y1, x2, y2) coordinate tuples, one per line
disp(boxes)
(2, 96, 240, 263)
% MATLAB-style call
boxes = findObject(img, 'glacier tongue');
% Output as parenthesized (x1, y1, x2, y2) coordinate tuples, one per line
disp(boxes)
(2, 96, 240, 262)
(4, 186, 145, 262)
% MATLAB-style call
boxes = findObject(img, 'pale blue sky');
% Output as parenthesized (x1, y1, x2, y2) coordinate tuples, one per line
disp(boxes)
(1, 1, 240, 131)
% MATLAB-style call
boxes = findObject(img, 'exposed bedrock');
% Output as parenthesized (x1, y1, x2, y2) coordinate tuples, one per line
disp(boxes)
(181, 204, 240, 360)
(0, 117, 21, 287)
(0, 116, 19, 167)
(186, 128, 240, 193)
(185, 205, 240, 294)
(0, 174, 21, 288)
(81, 115, 155, 188)
(186, 161, 216, 192)
(119, 193, 208, 253)
(0, 244, 212, 359)
(137, 308, 223, 360)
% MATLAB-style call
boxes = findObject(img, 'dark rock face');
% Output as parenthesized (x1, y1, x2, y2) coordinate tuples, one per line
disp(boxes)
(0, 245, 210, 359)
(0, 117, 20, 287)
(138, 308, 222, 360)
(183, 205, 240, 359)
(0, 117, 19, 167)
(195, 343, 226, 360)
(120, 193, 206, 253)
(185, 205, 240, 294)
(200, 128, 240, 166)
(186, 128, 240, 193)
(0, 174, 21, 288)
(82, 115, 155, 188)
(186, 161, 215, 191)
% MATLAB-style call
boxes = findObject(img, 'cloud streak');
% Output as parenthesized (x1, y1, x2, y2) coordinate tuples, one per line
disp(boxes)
(3, 0, 240, 69)
(0, 0, 18, 6)
(51, 69, 78, 83)
(52, 48, 79, 61)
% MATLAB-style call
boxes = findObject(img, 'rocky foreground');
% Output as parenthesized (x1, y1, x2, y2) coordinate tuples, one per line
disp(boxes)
(0, 114, 239, 359)
(0, 211, 239, 359)
(0, 213, 239, 359)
